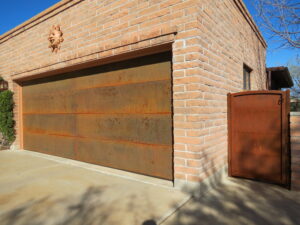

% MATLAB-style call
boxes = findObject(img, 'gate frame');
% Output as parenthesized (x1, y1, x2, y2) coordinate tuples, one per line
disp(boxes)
(227, 90, 291, 188)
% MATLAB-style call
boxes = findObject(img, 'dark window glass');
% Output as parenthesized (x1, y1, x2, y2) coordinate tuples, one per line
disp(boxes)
(243, 65, 252, 90)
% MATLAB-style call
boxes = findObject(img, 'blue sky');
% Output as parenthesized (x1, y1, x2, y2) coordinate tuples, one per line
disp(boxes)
(0, 0, 298, 67)
(243, 0, 299, 66)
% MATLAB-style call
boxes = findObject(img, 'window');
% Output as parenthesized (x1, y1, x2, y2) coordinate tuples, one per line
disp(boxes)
(243, 65, 252, 90)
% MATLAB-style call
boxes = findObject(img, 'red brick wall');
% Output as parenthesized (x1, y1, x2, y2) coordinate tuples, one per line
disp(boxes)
(291, 113, 300, 191)
(0, 0, 267, 185)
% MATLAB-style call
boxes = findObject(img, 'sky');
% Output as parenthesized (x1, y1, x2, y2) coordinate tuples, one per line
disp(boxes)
(0, 0, 298, 67)
(243, 0, 299, 67)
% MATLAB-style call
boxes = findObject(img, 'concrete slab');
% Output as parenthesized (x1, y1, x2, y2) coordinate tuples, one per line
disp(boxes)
(0, 150, 189, 225)
(2, 150, 299, 225)
(0, 151, 60, 176)
(163, 176, 300, 225)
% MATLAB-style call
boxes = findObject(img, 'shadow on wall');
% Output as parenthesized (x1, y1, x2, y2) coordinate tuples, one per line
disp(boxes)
(230, 114, 287, 186)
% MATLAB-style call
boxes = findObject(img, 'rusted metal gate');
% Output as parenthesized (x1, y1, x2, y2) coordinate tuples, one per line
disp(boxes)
(228, 91, 290, 187)
(22, 52, 173, 180)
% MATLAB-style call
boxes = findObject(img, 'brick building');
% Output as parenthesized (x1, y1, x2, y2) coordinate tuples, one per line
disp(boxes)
(0, 0, 267, 187)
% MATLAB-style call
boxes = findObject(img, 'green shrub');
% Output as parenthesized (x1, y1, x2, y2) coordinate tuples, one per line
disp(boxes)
(0, 90, 15, 144)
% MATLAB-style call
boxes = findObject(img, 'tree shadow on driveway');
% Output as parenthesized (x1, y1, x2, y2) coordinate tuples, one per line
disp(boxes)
(163, 175, 300, 225)
(0, 187, 116, 225)
(0, 186, 162, 225)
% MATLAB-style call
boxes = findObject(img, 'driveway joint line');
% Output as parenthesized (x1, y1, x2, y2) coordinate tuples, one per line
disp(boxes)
(158, 195, 193, 225)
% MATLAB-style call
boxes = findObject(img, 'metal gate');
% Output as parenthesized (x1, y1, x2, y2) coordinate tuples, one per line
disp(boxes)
(228, 91, 290, 187)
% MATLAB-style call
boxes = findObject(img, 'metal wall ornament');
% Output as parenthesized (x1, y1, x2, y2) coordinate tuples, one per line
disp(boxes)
(48, 25, 64, 53)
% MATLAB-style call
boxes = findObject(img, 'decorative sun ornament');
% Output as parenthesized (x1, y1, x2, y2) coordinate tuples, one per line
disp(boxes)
(48, 25, 64, 53)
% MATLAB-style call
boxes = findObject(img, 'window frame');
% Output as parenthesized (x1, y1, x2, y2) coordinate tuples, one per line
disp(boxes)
(243, 64, 252, 90)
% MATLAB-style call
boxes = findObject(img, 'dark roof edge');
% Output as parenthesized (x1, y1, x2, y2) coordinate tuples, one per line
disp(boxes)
(267, 66, 294, 87)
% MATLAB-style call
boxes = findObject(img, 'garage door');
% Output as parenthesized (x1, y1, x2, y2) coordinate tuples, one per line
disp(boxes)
(22, 52, 173, 180)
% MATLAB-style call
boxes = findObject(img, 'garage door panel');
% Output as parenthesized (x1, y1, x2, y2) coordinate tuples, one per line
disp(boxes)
(22, 90, 77, 114)
(22, 56, 171, 112)
(23, 77, 74, 97)
(74, 61, 171, 90)
(76, 114, 172, 145)
(75, 139, 173, 180)
(24, 133, 76, 159)
(23, 114, 76, 136)
(23, 80, 171, 114)
(75, 80, 171, 114)
(22, 52, 173, 180)
(23, 77, 76, 113)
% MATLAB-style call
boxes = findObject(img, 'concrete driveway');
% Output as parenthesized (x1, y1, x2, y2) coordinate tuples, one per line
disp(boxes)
(0, 150, 189, 225)
(1, 150, 300, 225)
(163, 175, 300, 225)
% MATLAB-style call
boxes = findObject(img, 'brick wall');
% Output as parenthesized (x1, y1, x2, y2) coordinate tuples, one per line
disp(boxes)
(291, 112, 300, 191)
(0, 0, 267, 185)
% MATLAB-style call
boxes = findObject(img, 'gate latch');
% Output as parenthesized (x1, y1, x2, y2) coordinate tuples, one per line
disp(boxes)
(278, 97, 283, 105)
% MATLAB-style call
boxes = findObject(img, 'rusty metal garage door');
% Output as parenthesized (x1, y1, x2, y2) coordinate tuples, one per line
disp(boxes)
(228, 91, 290, 187)
(22, 52, 173, 180)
